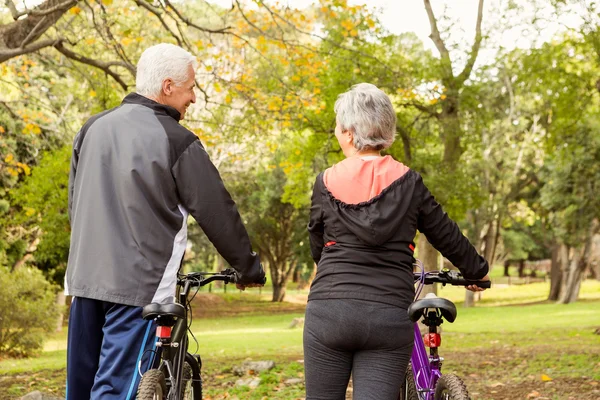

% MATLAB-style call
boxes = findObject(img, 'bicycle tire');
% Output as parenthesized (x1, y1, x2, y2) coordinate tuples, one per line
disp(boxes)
(181, 361, 203, 400)
(398, 363, 419, 400)
(182, 354, 203, 400)
(137, 369, 167, 400)
(433, 374, 470, 400)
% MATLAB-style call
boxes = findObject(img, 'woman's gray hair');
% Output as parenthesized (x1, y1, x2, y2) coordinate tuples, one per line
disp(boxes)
(334, 83, 396, 151)
(136, 43, 198, 98)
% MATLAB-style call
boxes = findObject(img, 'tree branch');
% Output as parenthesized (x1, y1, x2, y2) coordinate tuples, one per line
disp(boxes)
(457, 0, 485, 85)
(5, 0, 76, 20)
(133, 0, 184, 48)
(163, 0, 232, 34)
(53, 41, 130, 90)
(0, 0, 77, 63)
(0, 38, 60, 63)
(423, 0, 452, 71)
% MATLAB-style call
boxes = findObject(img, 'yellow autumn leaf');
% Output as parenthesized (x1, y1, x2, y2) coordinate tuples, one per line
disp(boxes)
(120, 37, 132, 46)
(0, 126, 5, 133)
(89, 90, 97, 97)
(21, 163, 31, 176)
(5, 154, 14, 163)
(102, 0, 113, 5)
(541, 374, 552, 382)
(350, 29, 358, 37)
(225, 95, 232, 104)
(69, 6, 81, 15)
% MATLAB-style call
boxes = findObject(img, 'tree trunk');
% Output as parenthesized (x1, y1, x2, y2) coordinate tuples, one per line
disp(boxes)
(272, 282, 286, 302)
(558, 225, 596, 304)
(558, 249, 584, 304)
(503, 260, 511, 277)
(417, 234, 439, 298)
(518, 260, 525, 277)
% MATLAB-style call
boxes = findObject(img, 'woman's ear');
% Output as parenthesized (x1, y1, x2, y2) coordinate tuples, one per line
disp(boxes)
(343, 130, 353, 145)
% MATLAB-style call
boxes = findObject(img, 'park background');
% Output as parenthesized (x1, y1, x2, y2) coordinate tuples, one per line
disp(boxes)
(1, 0, 599, 399)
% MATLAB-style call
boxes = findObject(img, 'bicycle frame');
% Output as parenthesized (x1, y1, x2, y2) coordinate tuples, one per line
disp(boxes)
(409, 271, 446, 400)
(147, 280, 195, 398)
(410, 323, 441, 400)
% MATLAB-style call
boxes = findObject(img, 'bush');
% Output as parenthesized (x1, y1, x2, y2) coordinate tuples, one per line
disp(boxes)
(0, 266, 60, 358)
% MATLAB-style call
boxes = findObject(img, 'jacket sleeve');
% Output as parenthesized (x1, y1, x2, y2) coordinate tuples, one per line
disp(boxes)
(68, 130, 82, 223)
(307, 173, 325, 264)
(416, 177, 489, 280)
(172, 140, 264, 284)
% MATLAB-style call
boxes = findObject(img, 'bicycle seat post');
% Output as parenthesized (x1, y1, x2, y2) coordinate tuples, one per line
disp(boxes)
(422, 310, 443, 367)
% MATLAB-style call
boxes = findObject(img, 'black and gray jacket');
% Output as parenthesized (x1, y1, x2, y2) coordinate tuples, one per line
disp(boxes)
(66, 93, 263, 307)
(307, 169, 489, 309)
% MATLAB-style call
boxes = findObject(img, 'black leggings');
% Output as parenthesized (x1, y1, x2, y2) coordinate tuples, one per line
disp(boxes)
(303, 299, 414, 400)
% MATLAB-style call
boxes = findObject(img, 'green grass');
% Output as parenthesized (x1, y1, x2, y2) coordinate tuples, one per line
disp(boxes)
(1, 280, 600, 399)
(436, 279, 600, 306)
(188, 312, 305, 359)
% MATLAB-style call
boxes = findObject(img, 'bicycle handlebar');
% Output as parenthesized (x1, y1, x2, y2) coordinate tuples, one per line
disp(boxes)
(179, 268, 267, 287)
(414, 270, 492, 289)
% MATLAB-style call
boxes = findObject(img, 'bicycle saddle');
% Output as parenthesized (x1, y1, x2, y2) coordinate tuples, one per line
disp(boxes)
(142, 302, 186, 321)
(408, 294, 457, 323)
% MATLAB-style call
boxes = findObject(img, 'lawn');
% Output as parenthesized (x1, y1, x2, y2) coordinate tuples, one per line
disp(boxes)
(1, 280, 599, 399)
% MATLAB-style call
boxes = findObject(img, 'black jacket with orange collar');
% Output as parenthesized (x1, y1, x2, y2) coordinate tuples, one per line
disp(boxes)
(307, 168, 489, 309)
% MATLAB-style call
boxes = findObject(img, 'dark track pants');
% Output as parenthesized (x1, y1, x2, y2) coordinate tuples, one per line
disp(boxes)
(303, 299, 414, 400)
(66, 297, 157, 400)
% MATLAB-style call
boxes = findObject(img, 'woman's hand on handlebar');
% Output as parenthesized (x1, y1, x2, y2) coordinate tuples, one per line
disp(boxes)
(466, 274, 490, 292)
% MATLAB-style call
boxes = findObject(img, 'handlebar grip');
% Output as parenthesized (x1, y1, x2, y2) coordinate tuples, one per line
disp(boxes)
(460, 279, 492, 288)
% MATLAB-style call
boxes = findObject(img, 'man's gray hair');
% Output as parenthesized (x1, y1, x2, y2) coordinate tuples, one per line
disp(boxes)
(334, 83, 396, 151)
(136, 43, 198, 98)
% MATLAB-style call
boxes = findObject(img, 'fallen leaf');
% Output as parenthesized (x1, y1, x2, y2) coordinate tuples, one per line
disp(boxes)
(541, 374, 553, 382)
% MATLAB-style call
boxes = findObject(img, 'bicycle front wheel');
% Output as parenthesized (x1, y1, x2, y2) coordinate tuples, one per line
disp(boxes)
(137, 369, 167, 400)
(434, 374, 470, 400)
(398, 363, 419, 400)
(181, 357, 203, 400)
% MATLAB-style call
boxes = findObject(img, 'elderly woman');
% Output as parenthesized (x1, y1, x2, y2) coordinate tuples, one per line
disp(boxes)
(304, 83, 490, 399)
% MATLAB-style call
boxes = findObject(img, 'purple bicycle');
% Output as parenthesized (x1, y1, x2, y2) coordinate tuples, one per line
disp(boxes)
(399, 268, 492, 400)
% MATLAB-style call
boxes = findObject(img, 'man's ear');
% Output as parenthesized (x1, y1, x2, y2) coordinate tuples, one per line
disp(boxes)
(162, 78, 174, 96)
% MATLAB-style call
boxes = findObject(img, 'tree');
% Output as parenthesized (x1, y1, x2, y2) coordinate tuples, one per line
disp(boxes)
(228, 147, 308, 302)
(0, 0, 76, 63)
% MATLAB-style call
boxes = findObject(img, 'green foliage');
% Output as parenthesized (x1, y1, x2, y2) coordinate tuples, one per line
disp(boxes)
(0, 266, 59, 358)
(9, 147, 71, 284)
(540, 117, 600, 246)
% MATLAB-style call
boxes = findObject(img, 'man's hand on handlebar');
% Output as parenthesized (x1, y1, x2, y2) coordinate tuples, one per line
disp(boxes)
(466, 274, 490, 292)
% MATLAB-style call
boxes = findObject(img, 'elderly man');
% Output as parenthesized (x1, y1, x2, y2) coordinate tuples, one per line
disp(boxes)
(65, 43, 265, 399)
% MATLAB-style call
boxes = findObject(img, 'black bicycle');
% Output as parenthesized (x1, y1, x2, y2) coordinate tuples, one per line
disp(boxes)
(136, 268, 260, 400)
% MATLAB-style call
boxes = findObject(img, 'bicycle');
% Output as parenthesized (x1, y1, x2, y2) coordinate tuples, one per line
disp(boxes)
(399, 268, 492, 400)
(136, 268, 264, 400)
